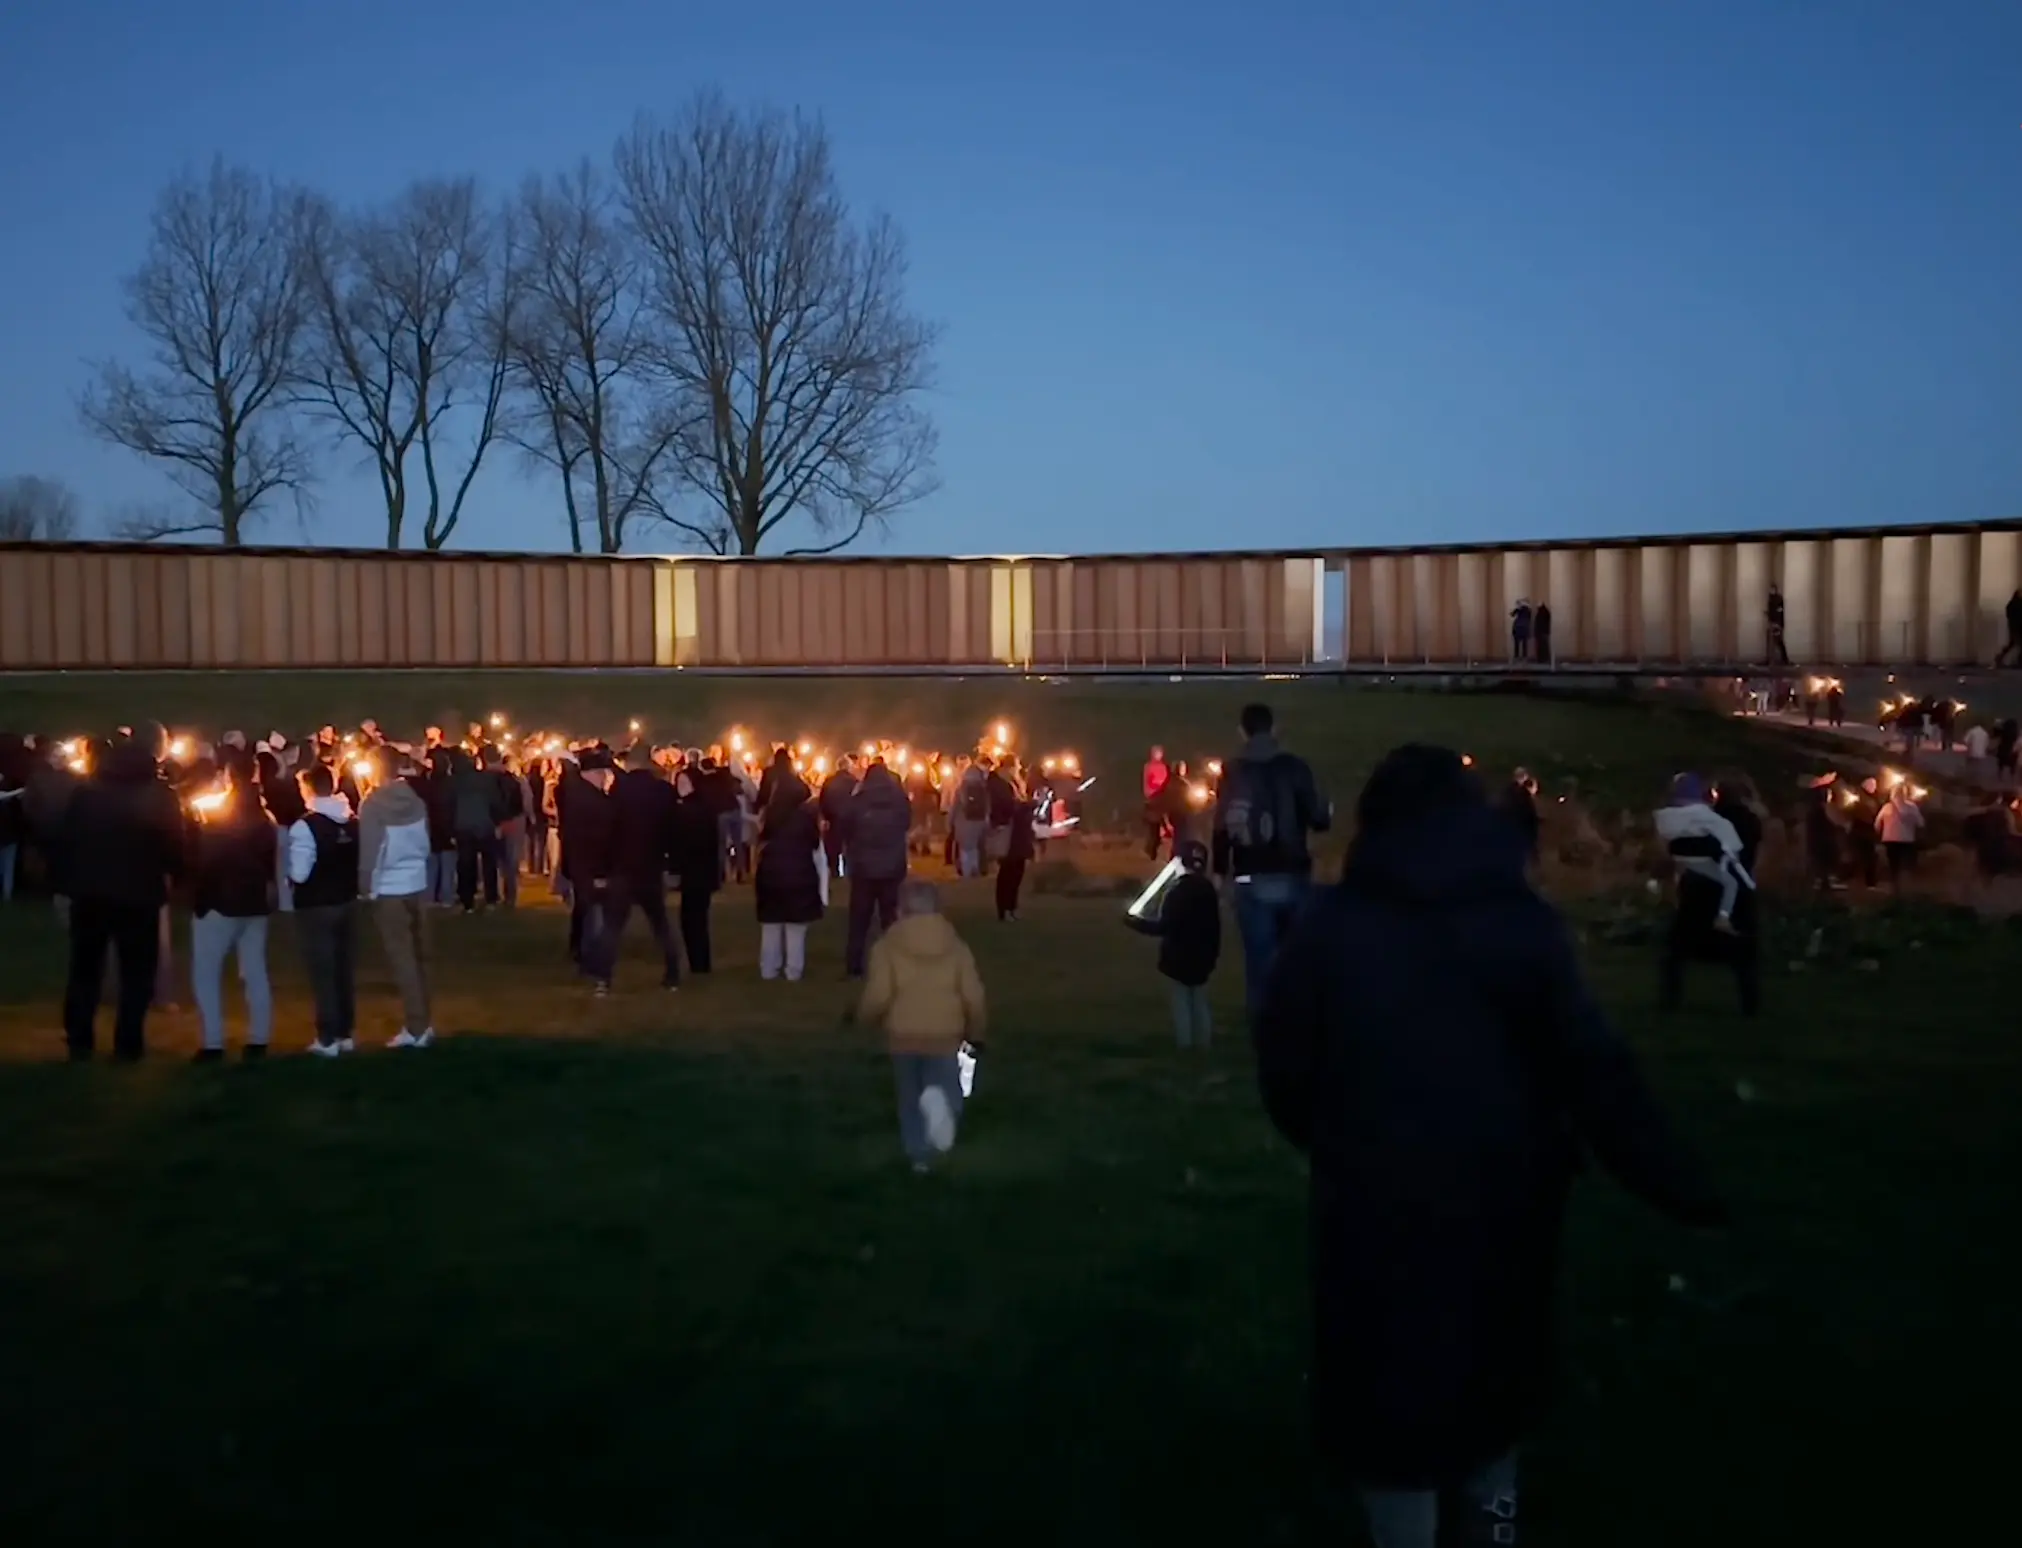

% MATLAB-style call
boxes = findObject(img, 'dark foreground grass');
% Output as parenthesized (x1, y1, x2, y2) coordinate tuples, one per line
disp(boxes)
(0, 877, 2015, 1545)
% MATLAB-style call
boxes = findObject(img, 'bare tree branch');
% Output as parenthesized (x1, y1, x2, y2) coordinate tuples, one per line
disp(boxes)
(79, 159, 312, 546)
(502, 164, 683, 554)
(110, 502, 219, 543)
(0, 476, 83, 542)
(296, 178, 521, 550)
(615, 94, 940, 557)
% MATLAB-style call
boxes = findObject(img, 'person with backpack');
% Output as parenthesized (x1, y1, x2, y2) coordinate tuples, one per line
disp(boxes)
(952, 760, 991, 878)
(288, 764, 361, 1057)
(1212, 702, 1330, 1023)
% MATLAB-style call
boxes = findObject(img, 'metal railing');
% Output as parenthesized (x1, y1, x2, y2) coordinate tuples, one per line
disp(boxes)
(1020, 627, 1317, 673)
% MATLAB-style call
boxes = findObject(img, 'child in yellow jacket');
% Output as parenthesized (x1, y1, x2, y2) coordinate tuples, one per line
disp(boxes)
(857, 880, 988, 1171)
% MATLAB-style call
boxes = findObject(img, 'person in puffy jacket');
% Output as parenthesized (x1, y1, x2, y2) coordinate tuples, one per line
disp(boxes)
(755, 775, 824, 981)
(857, 880, 987, 1171)
(361, 750, 437, 1045)
(842, 760, 912, 977)
(187, 771, 277, 1060)
(61, 736, 185, 1061)
(1254, 744, 1723, 1547)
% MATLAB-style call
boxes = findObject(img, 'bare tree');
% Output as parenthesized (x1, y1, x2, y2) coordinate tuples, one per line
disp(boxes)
(615, 95, 938, 557)
(0, 476, 82, 542)
(79, 159, 310, 545)
(504, 163, 681, 554)
(297, 179, 519, 549)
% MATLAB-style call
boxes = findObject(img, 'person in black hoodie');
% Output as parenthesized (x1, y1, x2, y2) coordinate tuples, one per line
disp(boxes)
(1253, 744, 1723, 1547)
(607, 745, 682, 989)
(564, 752, 622, 993)
(669, 767, 722, 973)
(1129, 837, 1220, 1047)
(187, 772, 278, 1061)
(842, 760, 913, 975)
(994, 770, 1037, 921)
(61, 736, 185, 1061)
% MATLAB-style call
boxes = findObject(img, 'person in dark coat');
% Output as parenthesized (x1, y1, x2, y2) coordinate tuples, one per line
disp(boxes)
(994, 773, 1037, 921)
(842, 760, 912, 976)
(564, 753, 622, 992)
(607, 746, 682, 989)
(186, 773, 278, 1061)
(669, 769, 722, 973)
(1804, 776, 1844, 891)
(818, 756, 859, 876)
(1532, 602, 1554, 667)
(61, 737, 187, 1061)
(1253, 744, 1723, 1546)
(1128, 838, 1221, 1047)
(1662, 775, 1764, 1017)
(755, 775, 823, 982)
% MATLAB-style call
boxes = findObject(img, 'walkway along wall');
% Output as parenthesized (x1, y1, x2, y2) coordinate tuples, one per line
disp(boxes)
(0, 521, 2015, 672)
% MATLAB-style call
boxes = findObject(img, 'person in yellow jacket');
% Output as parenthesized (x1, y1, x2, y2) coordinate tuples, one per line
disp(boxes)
(857, 880, 988, 1171)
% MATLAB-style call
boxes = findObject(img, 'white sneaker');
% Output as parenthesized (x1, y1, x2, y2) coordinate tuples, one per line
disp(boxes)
(338, 1038, 356, 1054)
(306, 1041, 343, 1059)
(389, 1028, 434, 1050)
(919, 1085, 956, 1154)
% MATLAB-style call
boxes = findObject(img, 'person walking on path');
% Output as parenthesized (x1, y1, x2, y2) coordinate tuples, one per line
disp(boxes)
(361, 750, 437, 1048)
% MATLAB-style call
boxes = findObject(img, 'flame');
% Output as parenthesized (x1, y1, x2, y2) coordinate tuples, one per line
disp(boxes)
(1460, 754, 1474, 768)
(169, 736, 190, 760)
(490, 713, 505, 728)
(190, 788, 229, 815)
(1187, 781, 1209, 807)
(629, 719, 642, 733)
(797, 740, 813, 756)
(729, 730, 746, 753)
(350, 759, 373, 781)
(1206, 758, 1223, 777)
(992, 722, 1011, 746)
(1061, 753, 1080, 775)
(813, 755, 829, 775)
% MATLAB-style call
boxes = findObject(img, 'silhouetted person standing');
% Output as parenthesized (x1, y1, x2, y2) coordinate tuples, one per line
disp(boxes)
(1766, 584, 1789, 665)
(1997, 589, 2022, 667)
(62, 737, 185, 1061)
(1532, 602, 1553, 666)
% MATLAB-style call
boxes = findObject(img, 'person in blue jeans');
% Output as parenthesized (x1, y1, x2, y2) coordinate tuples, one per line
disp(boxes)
(1210, 702, 1331, 1024)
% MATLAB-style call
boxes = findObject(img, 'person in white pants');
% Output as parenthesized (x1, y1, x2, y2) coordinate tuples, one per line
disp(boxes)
(753, 775, 824, 982)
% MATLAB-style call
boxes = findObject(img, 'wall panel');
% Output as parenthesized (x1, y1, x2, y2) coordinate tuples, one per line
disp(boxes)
(4, 529, 2018, 671)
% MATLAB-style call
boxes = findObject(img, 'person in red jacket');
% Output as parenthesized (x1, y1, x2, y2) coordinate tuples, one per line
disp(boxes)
(1141, 745, 1172, 858)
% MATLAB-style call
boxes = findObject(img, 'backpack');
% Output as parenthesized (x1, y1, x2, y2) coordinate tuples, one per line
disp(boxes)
(1220, 756, 1293, 860)
(960, 780, 988, 822)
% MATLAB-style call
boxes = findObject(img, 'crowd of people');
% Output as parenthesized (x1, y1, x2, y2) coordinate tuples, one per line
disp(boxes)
(0, 718, 1098, 1059)
(0, 697, 1761, 1547)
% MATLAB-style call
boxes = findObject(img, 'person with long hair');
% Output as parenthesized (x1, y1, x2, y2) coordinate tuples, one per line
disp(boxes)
(1252, 744, 1723, 1548)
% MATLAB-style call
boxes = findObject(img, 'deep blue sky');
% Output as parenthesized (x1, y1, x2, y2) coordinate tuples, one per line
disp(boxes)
(3, 1, 2019, 556)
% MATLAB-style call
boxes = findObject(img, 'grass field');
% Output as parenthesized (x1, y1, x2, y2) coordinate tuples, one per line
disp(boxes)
(0, 678, 2009, 1543)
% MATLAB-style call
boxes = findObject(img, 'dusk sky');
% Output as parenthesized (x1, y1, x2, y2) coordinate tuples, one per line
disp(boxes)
(3, 1, 2019, 557)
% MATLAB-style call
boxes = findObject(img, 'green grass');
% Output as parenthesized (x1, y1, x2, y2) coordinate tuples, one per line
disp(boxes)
(0, 680, 2006, 1543)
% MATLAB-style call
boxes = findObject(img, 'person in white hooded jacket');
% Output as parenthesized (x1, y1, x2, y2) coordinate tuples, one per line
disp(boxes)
(1652, 773, 1751, 934)
(360, 749, 437, 1048)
